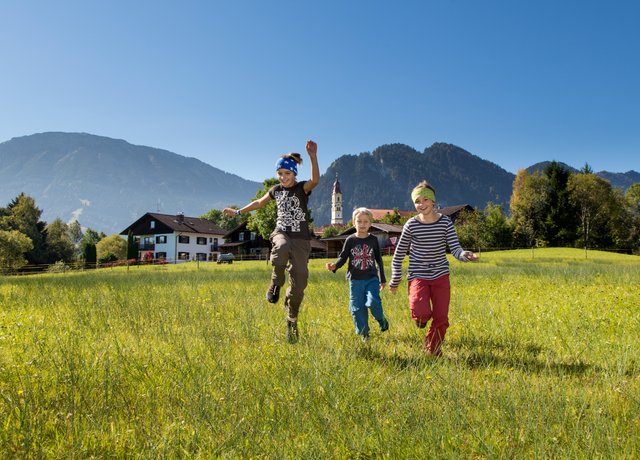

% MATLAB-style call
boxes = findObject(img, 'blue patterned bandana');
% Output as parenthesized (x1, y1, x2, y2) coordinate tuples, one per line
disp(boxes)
(276, 157, 298, 176)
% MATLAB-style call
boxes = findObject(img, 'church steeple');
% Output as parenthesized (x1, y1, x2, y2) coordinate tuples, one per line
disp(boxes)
(331, 173, 343, 225)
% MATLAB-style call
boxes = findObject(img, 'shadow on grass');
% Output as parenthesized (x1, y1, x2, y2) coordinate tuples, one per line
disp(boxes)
(356, 346, 435, 372)
(446, 335, 598, 375)
(356, 333, 608, 376)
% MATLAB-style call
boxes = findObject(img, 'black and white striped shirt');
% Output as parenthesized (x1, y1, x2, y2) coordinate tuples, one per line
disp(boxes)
(389, 214, 469, 287)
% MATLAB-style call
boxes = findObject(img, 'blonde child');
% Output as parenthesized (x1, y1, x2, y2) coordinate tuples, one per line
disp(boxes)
(224, 140, 319, 343)
(389, 181, 478, 355)
(326, 207, 388, 341)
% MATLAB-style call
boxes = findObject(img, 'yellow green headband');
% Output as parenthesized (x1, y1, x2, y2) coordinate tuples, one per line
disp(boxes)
(411, 187, 436, 203)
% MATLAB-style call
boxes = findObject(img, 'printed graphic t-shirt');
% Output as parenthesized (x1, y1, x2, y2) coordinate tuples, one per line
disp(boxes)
(333, 234, 386, 283)
(268, 181, 311, 240)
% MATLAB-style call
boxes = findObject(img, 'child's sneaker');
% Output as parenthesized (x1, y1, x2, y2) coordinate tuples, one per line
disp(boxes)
(416, 321, 427, 329)
(286, 320, 299, 343)
(361, 333, 370, 343)
(380, 317, 389, 332)
(266, 283, 280, 303)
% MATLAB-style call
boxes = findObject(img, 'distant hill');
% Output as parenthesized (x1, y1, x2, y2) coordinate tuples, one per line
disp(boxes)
(526, 161, 579, 174)
(526, 162, 640, 191)
(591, 171, 640, 190)
(0, 132, 260, 234)
(309, 143, 516, 225)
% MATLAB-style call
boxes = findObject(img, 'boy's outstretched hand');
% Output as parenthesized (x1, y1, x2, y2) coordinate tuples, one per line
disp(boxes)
(325, 262, 336, 272)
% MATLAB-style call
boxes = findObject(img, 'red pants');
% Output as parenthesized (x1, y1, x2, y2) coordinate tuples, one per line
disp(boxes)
(408, 275, 451, 355)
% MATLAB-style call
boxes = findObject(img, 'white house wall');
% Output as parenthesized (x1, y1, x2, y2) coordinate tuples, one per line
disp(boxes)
(171, 231, 226, 263)
(125, 231, 225, 263)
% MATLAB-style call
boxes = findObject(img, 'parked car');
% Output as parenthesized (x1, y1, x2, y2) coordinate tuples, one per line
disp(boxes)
(217, 253, 234, 264)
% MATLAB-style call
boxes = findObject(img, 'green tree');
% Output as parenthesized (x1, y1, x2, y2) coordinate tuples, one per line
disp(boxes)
(45, 218, 75, 263)
(98, 252, 119, 265)
(542, 162, 577, 246)
(83, 243, 97, 268)
(626, 183, 640, 216)
(126, 229, 138, 260)
(567, 172, 612, 252)
(483, 203, 513, 250)
(247, 178, 279, 240)
(603, 188, 634, 251)
(625, 183, 640, 253)
(96, 235, 127, 262)
(321, 225, 343, 238)
(581, 163, 594, 174)
(1, 194, 48, 264)
(509, 169, 549, 248)
(454, 208, 485, 251)
(0, 229, 33, 273)
(79, 228, 104, 266)
(68, 220, 84, 260)
(68, 220, 83, 245)
(379, 208, 407, 225)
(201, 208, 248, 231)
(81, 228, 105, 246)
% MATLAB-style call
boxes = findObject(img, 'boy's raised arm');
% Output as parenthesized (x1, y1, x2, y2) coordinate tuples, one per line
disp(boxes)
(304, 140, 319, 193)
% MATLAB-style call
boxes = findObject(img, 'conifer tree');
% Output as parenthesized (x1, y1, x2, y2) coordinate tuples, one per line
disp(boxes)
(127, 229, 138, 260)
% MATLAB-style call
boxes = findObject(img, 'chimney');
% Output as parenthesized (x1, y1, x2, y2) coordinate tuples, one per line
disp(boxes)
(177, 212, 184, 223)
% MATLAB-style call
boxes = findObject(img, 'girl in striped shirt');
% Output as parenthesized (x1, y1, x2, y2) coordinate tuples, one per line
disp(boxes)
(389, 181, 478, 356)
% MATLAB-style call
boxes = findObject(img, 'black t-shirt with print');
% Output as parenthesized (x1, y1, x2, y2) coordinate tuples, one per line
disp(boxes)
(333, 234, 386, 283)
(268, 181, 311, 240)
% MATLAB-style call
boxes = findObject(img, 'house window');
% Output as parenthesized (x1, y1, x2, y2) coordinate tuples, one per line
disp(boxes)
(196, 253, 207, 261)
(156, 235, 167, 244)
(178, 235, 190, 244)
(239, 232, 244, 241)
(197, 237, 207, 245)
(213, 238, 218, 251)
(150, 220, 155, 229)
(250, 232, 256, 241)
(178, 252, 190, 260)
(156, 252, 167, 260)
(140, 237, 154, 251)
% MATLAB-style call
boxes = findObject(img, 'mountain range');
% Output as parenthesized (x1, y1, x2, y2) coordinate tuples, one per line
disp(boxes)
(309, 144, 639, 225)
(1, 132, 638, 234)
(0, 133, 260, 234)
(310, 143, 515, 225)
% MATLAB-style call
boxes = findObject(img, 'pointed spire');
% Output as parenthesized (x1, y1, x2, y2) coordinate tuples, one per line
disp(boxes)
(332, 172, 341, 194)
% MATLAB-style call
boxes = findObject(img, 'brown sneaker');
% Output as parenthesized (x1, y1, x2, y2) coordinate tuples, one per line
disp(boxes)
(266, 283, 280, 303)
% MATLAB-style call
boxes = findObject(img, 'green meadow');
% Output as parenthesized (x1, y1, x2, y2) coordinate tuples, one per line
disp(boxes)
(1, 248, 639, 458)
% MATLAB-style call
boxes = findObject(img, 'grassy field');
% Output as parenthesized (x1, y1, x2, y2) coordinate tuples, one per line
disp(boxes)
(1, 248, 639, 458)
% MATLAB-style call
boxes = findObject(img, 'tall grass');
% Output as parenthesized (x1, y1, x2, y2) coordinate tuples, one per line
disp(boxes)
(1, 248, 639, 458)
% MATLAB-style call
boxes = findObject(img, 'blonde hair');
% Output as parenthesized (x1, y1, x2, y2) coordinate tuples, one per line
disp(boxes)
(352, 207, 373, 224)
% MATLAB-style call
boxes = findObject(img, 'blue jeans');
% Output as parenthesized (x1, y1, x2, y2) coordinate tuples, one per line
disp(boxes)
(349, 277, 385, 336)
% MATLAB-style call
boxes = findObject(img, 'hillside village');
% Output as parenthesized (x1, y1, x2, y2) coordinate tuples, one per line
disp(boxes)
(118, 175, 478, 264)
(2, 134, 640, 272)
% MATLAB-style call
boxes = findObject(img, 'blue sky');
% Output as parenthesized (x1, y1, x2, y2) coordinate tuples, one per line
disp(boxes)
(1, 0, 638, 182)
